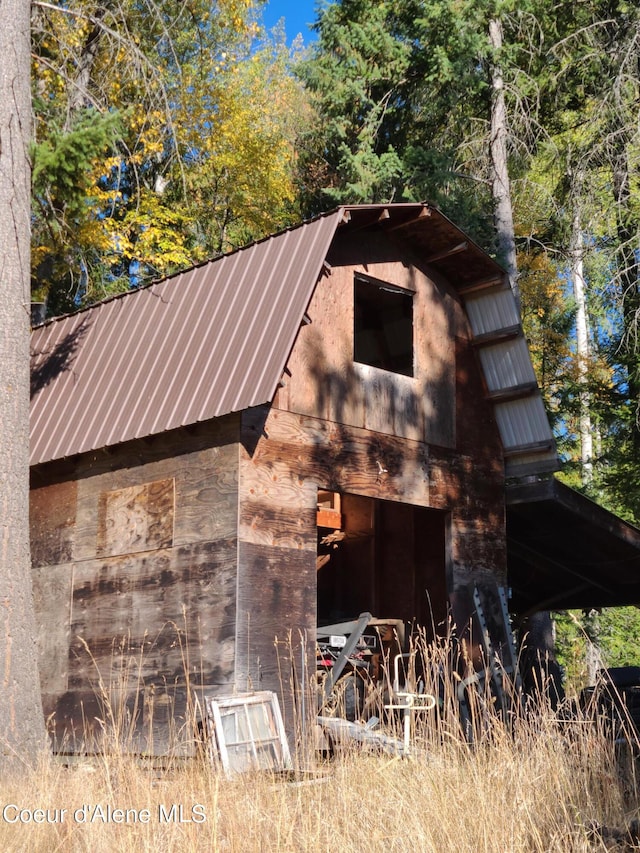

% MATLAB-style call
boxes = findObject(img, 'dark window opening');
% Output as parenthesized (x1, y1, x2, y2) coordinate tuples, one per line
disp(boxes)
(354, 275, 413, 376)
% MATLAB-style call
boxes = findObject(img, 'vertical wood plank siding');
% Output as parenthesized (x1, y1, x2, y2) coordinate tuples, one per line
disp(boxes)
(29, 418, 240, 752)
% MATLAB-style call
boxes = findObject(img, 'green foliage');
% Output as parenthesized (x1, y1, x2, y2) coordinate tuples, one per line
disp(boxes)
(31, 111, 123, 309)
(297, 0, 412, 210)
(554, 607, 640, 696)
(599, 607, 640, 668)
(297, 0, 554, 246)
(31, 111, 121, 220)
(553, 610, 590, 695)
(30, 0, 306, 312)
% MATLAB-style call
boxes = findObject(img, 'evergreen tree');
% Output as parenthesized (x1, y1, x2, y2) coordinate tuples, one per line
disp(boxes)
(0, 0, 47, 763)
(31, 0, 307, 314)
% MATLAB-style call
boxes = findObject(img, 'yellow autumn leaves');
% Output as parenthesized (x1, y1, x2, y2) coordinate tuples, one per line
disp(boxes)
(31, 0, 308, 308)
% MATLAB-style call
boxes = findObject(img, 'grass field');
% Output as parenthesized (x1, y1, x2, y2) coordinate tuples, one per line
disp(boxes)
(1, 638, 639, 851)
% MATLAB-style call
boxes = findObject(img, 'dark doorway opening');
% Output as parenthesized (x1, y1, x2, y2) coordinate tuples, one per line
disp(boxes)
(316, 491, 448, 638)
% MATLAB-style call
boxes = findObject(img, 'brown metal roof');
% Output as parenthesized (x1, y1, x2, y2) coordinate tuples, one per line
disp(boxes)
(31, 209, 343, 465)
(30, 203, 556, 470)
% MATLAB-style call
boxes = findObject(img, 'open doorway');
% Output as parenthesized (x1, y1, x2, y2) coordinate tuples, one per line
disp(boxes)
(316, 491, 449, 638)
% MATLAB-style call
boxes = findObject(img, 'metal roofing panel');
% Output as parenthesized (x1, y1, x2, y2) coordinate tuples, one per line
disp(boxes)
(464, 290, 520, 336)
(478, 338, 537, 392)
(494, 397, 554, 449)
(30, 210, 343, 465)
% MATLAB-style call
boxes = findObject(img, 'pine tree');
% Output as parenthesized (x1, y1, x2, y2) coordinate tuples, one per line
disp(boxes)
(0, 0, 47, 765)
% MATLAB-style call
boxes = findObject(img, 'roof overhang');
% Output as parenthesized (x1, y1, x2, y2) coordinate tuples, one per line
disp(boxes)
(507, 477, 640, 614)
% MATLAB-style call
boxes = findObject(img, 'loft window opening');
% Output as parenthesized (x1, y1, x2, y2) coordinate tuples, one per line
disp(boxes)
(354, 275, 414, 376)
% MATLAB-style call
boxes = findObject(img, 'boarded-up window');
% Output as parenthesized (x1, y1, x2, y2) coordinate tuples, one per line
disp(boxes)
(354, 275, 413, 376)
(97, 478, 175, 557)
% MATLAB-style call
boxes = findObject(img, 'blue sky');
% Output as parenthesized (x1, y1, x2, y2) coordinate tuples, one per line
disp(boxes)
(261, 0, 320, 45)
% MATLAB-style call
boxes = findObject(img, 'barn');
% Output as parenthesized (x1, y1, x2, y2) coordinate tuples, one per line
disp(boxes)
(29, 203, 640, 752)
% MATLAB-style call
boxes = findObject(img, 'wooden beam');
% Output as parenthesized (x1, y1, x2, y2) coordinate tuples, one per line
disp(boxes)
(503, 439, 556, 457)
(504, 455, 560, 478)
(340, 207, 394, 235)
(487, 381, 539, 403)
(472, 324, 521, 347)
(457, 275, 506, 295)
(423, 241, 468, 264)
(317, 508, 343, 529)
(387, 206, 432, 231)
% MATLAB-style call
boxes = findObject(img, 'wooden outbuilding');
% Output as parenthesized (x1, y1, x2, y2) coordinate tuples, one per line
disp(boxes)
(29, 203, 640, 751)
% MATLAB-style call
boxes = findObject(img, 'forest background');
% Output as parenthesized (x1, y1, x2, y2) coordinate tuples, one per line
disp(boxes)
(30, 0, 640, 693)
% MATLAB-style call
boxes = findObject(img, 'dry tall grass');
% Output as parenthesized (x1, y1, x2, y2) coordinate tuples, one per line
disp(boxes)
(1, 634, 639, 852)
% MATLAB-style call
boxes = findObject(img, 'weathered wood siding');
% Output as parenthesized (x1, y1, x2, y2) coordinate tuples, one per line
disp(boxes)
(271, 232, 507, 591)
(283, 232, 457, 448)
(236, 234, 506, 706)
(30, 417, 240, 752)
(241, 405, 504, 593)
(236, 426, 317, 725)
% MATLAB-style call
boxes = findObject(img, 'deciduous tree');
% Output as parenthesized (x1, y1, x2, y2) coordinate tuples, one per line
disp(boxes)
(31, 0, 306, 314)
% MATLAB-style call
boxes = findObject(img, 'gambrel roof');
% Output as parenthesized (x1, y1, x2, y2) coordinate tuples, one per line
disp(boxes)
(30, 203, 556, 473)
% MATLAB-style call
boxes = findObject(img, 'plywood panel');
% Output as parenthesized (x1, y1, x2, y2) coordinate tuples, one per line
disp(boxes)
(44, 684, 206, 755)
(242, 407, 431, 507)
(285, 235, 460, 447)
(97, 478, 175, 557)
(30, 480, 77, 567)
(69, 539, 237, 692)
(415, 273, 458, 448)
(239, 448, 317, 551)
(360, 364, 395, 435)
(72, 439, 239, 561)
(235, 541, 316, 698)
(288, 269, 355, 424)
(239, 500, 317, 550)
(174, 443, 239, 546)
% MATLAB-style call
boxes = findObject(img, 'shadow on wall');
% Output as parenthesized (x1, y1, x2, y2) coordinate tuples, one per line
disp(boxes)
(300, 276, 506, 583)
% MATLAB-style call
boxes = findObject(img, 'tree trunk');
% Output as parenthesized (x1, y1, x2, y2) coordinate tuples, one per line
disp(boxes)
(65, 8, 106, 127)
(0, 0, 47, 764)
(570, 202, 593, 484)
(520, 611, 564, 709)
(489, 18, 519, 311)
(612, 135, 640, 435)
(584, 609, 604, 685)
